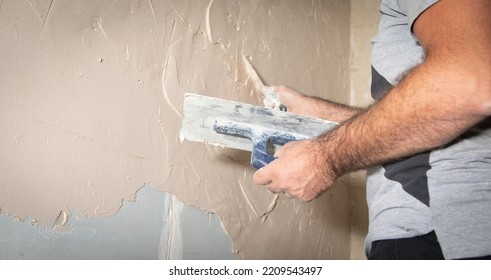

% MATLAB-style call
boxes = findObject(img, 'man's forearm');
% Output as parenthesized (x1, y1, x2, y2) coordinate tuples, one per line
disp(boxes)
(306, 96, 361, 123)
(318, 59, 489, 177)
(274, 85, 362, 123)
(318, 0, 491, 177)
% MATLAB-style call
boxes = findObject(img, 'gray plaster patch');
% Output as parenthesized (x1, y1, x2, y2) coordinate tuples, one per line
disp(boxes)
(0, 185, 234, 259)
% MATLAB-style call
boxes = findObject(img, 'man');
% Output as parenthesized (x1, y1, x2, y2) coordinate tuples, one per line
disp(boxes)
(253, 0, 491, 259)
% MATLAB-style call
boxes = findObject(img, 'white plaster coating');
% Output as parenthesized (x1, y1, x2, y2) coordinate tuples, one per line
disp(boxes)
(161, 194, 183, 260)
(0, 0, 352, 258)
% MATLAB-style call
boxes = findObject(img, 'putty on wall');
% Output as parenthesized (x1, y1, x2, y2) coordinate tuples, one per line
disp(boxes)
(0, 0, 352, 259)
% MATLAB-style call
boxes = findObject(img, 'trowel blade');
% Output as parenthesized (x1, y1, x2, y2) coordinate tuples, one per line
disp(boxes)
(179, 93, 338, 153)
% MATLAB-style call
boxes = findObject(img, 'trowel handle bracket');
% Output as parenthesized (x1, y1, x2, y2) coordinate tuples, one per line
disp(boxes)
(251, 139, 276, 169)
(212, 118, 306, 169)
(250, 132, 303, 169)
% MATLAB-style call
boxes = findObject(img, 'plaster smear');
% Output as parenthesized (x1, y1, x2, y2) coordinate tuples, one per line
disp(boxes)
(0, 0, 351, 258)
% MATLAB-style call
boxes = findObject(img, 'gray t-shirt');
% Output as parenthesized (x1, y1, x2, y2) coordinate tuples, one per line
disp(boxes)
(367, 0, 491, 259)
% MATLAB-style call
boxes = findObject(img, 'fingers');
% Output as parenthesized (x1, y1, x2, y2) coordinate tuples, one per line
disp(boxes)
(265, 183, 294, 199)
(253, 159, 294, 199)
(269, 86, 309, 115)
(253, 166, 271, 186)
(253, 141, 329, 201)
(253, 161, 281, 192)
(253, 144, 295, 197)
(253, 144, 286, 186)
(262, 86, 285, 111)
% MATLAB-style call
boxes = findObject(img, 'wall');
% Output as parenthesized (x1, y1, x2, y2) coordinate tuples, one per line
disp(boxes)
(0, 185, 234, 259)
(0, 0, 353, 259)
(349, 0, 380, 259)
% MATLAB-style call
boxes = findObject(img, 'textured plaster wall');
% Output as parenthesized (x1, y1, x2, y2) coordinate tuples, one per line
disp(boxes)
(0, 0, 353, 259)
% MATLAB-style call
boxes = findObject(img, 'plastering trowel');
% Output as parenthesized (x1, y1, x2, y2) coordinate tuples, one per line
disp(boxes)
(180, 93, 338, 169)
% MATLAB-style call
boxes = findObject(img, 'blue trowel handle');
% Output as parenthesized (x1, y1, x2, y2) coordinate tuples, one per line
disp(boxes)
(251, 139, 277, 169)
(250, 132, 302, 169)
(212, 119, 304, 169)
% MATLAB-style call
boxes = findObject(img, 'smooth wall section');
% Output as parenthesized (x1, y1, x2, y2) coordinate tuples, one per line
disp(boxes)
(0, 0, 351, 259)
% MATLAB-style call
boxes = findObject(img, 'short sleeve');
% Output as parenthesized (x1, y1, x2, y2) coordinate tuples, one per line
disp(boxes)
(406, 0, 439, 29)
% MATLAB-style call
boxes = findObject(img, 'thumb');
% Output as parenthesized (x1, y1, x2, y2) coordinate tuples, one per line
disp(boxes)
(253, 166, 272, 186)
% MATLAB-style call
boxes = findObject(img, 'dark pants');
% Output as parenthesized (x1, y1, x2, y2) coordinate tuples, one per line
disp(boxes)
(368, 231, 491, 260)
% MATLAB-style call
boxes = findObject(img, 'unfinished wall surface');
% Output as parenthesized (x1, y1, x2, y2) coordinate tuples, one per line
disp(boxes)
(0, 0, 351, 259)
(0, 185, 234, 259)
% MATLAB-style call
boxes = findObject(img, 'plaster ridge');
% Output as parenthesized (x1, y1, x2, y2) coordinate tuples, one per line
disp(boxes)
(205, 0, 215, 43)
(166, 0, 184, 24)
(25, 0, 43, 20)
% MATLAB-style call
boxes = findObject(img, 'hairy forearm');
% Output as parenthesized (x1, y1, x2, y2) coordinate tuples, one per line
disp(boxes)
(274, 85, 362, 123)
(321, 0, 491, 176)
(307, 96, 361, 123)
(318, 58, 489, 176)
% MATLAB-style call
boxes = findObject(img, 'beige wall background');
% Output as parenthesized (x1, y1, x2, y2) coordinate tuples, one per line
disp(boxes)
(0, 0, 380, 259)
(349, 0, 381, 260)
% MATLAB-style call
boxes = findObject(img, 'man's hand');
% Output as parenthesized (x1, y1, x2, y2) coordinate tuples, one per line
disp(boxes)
(253, 86, 359, 201)
(271, 86, 309, 115)
(253, 138, 338, 201)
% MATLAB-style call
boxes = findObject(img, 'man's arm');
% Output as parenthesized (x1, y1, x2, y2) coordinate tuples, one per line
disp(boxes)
(273, 86, 362, 123)
(254, 0, 491, 201)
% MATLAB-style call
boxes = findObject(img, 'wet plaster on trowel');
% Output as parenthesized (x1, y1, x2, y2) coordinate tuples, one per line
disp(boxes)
(0, 0, 352, 259)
